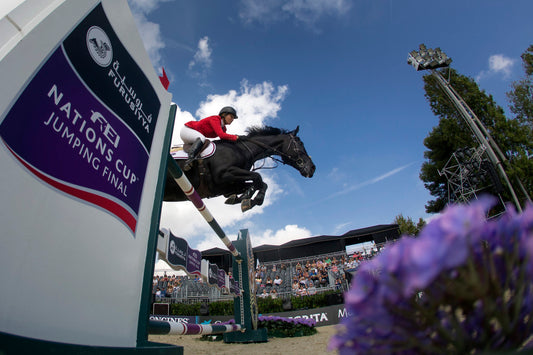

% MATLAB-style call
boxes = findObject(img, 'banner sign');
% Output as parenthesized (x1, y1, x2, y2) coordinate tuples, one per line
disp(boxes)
(208, 263, 218, 286)
(217, 269, 226, 289)
(167, 233, 188, 269)
(160, 229, 239, 293)
(186, 245, 202, 276)
(151, 304, 351, 328)
(0, 3, 160, 234)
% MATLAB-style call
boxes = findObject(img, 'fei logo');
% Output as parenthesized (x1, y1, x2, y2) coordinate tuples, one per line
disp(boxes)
(169, 240, 176, 255)
(86, 26, 112, 67)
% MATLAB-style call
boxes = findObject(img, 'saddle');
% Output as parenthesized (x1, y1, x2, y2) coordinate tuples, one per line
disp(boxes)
(170, 140, 216, 160)
(170, 140, 217, 197)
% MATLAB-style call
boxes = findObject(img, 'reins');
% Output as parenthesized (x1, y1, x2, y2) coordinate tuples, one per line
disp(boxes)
(239, 136, 300, 171)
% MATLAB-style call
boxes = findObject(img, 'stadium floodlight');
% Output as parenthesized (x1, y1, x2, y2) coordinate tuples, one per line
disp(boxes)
(407, 44, 524, 212)
(407, 44, 452, 71)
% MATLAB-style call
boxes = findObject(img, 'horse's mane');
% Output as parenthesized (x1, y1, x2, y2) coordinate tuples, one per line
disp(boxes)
(245, 126, 290, 137)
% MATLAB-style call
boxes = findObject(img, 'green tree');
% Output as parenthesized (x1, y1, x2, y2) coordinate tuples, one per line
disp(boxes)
(506, 45, 533, 196)
(507, 46, 533, 125)
(420, 67, 533, 213)
(394, 214, 426, 236)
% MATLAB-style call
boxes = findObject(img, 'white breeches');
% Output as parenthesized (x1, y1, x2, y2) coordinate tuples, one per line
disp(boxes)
(180, 126, 206, 144)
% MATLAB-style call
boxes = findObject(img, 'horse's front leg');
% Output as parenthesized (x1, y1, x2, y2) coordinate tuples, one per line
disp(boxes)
(245, 181, 267, 209)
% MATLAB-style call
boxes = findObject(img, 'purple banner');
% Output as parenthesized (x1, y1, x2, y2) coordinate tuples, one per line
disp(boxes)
(208, 263, 218, 286)
(0, 47, 146, 233)
(218, 269, 226, 289)
(186, 246, 202, 276)
(0, 4, 161, 235)
(167, 232, 188, 269)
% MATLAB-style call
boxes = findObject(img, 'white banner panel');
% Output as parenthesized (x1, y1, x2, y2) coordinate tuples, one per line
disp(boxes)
(0, 0, 172, 347)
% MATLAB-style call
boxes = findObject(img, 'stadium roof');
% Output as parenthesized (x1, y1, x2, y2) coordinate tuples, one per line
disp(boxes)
(202, 224, 400, 269)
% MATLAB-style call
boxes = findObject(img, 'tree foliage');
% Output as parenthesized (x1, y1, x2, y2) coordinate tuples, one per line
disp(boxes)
(420, 60, 533, 213)
(506, 45, 533, 196)
(394, 214, 426, 236)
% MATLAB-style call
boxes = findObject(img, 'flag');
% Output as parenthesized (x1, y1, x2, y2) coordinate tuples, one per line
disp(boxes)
(159, 67, 169, 90)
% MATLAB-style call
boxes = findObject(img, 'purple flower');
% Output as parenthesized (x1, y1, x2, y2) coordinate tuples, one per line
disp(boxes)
(330, 196, 533, 354)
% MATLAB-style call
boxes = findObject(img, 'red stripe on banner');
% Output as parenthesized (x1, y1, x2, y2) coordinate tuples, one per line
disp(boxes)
(6, 145, 137, 233)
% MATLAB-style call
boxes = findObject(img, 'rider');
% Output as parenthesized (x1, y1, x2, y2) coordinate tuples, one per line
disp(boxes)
(180, 106, 239, 170)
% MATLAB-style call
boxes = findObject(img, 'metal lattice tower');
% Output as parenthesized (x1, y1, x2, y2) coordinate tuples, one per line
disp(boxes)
(408, 44, 529, 212)
(439, 146, 506, 215)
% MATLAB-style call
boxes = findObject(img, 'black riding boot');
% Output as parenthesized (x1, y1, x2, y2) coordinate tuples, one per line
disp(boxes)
(184, 138, 203, 171)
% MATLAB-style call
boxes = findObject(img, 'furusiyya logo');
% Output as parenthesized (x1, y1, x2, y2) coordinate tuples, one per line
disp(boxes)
(86, 26, 112, 67)
(169, 240, 176, 255)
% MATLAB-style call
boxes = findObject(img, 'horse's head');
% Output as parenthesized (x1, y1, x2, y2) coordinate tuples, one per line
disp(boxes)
(244, 125, 315, 178)
(281, 126, 315, 178)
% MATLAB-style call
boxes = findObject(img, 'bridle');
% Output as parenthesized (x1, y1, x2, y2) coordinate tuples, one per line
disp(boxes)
(239, 134, 307, 171)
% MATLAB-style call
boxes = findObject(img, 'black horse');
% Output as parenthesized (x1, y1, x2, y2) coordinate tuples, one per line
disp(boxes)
(164, 126, 315, 211)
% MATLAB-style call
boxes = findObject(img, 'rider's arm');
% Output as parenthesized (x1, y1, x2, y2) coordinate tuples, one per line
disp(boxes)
(209, 116, 238, 141)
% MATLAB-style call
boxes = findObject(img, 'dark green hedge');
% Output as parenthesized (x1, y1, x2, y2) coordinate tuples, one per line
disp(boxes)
(168, 290, 342, 316)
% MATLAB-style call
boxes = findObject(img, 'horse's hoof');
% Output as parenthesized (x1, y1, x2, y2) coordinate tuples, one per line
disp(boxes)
(241, 199, 252, 212)
(225, 195, 237, 205)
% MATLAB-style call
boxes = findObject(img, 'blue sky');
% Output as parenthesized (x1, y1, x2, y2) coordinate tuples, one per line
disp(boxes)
(127, 0, 533, 251)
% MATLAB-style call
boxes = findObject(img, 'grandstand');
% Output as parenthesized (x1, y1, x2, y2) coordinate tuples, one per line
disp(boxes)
(153, 224, 399, 304)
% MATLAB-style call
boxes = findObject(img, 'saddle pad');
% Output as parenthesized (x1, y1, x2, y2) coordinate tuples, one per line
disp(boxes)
(170, 141, 216, 160)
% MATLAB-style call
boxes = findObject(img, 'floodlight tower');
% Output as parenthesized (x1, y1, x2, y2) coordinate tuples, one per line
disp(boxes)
(407, 44, 523, 212)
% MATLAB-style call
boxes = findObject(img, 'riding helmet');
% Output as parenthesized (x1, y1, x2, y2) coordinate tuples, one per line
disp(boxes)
(219, 106, 238, 118)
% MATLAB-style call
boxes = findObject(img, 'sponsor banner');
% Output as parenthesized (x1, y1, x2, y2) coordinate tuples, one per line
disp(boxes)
(62, 4, 159, 152)
(186, 245, 202, 276)
(262, 304, 352, 327)
(159, 229, 240, 294)
(167, 232, 188, 270)
(149, 315, 197, 324)
(155, 304, 351, 328)
(0, 3, 160, 234)
(217, 269, 226, 289)
(208, 263, 218, 286)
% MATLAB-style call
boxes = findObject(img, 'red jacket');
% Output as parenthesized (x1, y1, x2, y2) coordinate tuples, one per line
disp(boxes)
(185, 115, 238, 141)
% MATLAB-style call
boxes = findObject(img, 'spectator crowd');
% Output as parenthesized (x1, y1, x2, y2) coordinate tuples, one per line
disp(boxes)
(153, 244, 384, 302)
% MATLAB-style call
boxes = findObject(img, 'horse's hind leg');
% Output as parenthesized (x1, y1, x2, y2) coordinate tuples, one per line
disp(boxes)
(241, 182, 267, 212)
(225, 185, 254, 205)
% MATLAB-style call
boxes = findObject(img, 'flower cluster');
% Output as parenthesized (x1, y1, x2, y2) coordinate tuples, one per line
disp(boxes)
(211, 315, 316, 339)
(259, 315, 317, 337)
(329, 196, 533, 354)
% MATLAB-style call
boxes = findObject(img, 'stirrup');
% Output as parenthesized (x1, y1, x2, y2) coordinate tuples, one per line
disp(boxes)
(183, 157, 196, 171)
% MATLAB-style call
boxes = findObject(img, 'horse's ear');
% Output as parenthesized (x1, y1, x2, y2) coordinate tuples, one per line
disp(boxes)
(293, 126, 300, 135)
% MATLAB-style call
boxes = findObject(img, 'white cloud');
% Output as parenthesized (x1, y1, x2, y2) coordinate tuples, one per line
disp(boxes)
(128, 0, 171, 14)
(188, 37, 212, 71)
(333, 221, 352, 234)
(169, 80, 289, 146)
(253, 224, 313, 247)
(282, 0, 351, 26)
(187, 36, 215, 87)
(476, 54, 516, 81)
(161, 173, 284, 251)
(195, 79, 289, 134)
(489, 54, 515, 77)
(127, 0, 170, 70)
(320, 162, 415, 202)
(239, 0, 351, 27)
